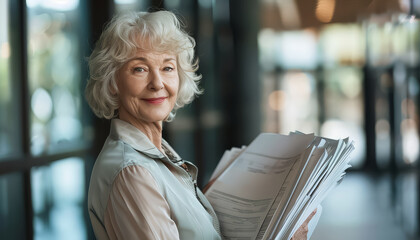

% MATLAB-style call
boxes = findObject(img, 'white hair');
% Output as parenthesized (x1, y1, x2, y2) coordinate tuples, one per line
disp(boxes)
(85, 11, 202, 120)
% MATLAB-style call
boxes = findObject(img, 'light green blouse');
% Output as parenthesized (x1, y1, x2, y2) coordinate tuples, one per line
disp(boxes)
(88, 119, 221, 240)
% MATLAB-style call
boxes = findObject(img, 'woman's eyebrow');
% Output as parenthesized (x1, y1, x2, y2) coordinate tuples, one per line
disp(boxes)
(130, 57, 176, 62)
(131, 57, 147, 62)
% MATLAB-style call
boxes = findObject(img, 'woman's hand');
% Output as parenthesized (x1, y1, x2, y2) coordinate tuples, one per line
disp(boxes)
(290, 208, 317, 240)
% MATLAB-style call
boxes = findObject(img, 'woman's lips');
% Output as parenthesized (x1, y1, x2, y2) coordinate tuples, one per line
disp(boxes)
(143, 97, 167, 104)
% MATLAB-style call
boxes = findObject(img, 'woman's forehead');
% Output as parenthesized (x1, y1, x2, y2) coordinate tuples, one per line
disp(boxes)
(127, 49, 177, 63)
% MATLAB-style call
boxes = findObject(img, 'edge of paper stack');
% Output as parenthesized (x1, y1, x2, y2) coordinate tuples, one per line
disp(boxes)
(205, 131, 355, 240)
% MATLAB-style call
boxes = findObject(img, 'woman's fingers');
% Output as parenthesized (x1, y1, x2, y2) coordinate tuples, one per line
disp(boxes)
(289, 208, 318, 240)
(303, 208, 317, 225)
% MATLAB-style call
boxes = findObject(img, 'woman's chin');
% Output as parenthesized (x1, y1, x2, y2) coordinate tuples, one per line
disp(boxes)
(140, 113, 170, 123)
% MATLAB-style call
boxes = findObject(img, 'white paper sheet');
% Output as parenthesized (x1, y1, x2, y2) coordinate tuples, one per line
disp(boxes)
(206, 132, 354, 240)
(205, 133, 314, 239)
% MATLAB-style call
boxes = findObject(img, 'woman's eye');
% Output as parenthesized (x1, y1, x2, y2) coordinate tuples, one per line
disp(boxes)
(134, 67, 145, 72)
(163, 67, 174, 72)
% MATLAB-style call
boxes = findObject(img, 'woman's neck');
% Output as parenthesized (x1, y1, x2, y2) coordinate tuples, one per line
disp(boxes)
(118, 113, 164, 153)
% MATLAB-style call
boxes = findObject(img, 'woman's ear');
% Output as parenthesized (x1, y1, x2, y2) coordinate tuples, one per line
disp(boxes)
(109, 85, 117, 95)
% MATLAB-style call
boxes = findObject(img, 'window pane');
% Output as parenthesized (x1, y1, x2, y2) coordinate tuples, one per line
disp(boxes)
(0, 0, 19, 158)
(321, 67, 366, 168)
(394, 19, 420, 167)
(259, 29, 318, 71)
(259, 25, 366, 168)
(318, 24, 366, 168)
(31, 157, 86, 240)
(27, 1, 87, 155)
(114, 0, 148, 13)
(0, 173, 26, 239)
(366, 17, 420, 168)
(259, 30, 320, 134)
(261, 70, 319, 134)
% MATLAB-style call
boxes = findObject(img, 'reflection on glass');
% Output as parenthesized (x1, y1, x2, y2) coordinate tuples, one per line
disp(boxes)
(401, 119, 419, 164)
(319, 25, 366, 168)
(319, 24, 365, 67)
(32, 157, 86, 240)
(114, 0, 146, 13)
(0, 173, 26, 239)
(375, 119, 391, 168)
(27, 0, 79, 11)
(198, 0, 212, 9)
(366, 20, 393, 66)
(365, 15, 420, 168)
(262, 70, 319, 134)
(320, 119, 365, 168)
(280, 72, 319, 133)
(258, 29, 318, 71)
(259, 28, 319, 134)
(27, 1, 84, 155)
(322, 67, 365, 168)
(0, 0, 18, 158)
(374, 72, 393, 167)
(31, 88, 53, 121)
(397, 18, 420, 165)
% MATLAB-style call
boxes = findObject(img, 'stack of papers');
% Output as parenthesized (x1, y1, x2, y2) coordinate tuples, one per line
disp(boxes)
(205, 132, 354, 240)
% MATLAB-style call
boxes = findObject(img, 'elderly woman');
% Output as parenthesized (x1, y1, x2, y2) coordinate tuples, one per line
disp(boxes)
(86, 10, 314, 240)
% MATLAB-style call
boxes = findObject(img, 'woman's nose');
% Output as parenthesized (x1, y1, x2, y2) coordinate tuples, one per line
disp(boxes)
(149, 70, 164, 90)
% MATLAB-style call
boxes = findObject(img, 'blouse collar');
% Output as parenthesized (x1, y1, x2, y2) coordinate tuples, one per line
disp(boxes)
(109, 118, 181, 161)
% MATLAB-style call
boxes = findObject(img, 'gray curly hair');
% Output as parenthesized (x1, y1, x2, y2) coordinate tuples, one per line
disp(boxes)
(85, 11, 202, 120)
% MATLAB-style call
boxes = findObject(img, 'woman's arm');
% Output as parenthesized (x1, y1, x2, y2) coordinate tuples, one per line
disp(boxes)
(104, 165, 180, 240)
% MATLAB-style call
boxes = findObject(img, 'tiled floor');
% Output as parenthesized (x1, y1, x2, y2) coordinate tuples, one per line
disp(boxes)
(311, 172, 420, 240)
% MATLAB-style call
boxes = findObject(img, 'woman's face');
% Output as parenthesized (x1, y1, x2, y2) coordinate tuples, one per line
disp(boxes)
(116, 49, 179, 124)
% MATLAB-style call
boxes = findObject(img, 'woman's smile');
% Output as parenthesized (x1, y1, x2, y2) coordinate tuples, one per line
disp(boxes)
(142, 97, 168, 104)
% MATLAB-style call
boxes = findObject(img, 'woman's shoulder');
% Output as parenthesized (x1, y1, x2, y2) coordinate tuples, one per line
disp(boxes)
(88, 137, 162, 217)
(95, 136, 159, 174)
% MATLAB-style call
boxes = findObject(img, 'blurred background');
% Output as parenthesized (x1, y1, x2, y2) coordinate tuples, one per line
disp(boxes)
(0, 0, 419, 239)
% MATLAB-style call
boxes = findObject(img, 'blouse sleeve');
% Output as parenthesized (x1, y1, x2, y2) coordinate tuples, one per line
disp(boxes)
(103, 165, 180, 240)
